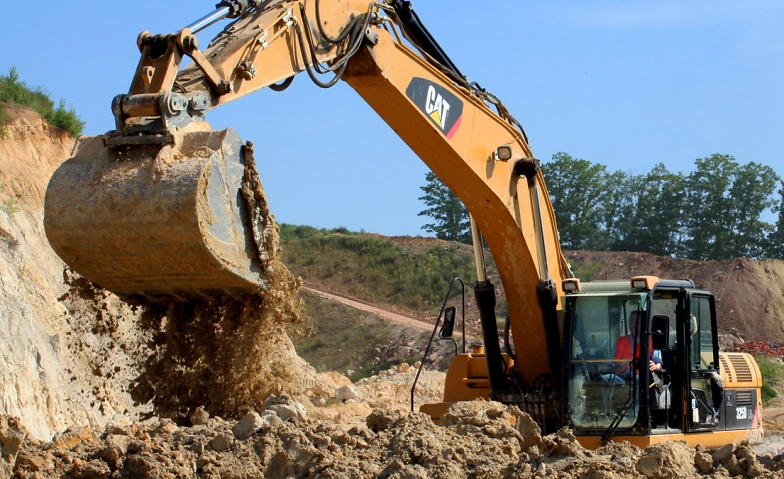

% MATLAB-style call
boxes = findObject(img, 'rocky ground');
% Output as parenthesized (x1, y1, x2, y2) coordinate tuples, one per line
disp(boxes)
(5, 398, 784, 479)
(4, 108, 784, 478)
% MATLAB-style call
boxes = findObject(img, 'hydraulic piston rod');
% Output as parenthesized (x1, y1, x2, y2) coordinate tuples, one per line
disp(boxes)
(185, 7, 231, 34)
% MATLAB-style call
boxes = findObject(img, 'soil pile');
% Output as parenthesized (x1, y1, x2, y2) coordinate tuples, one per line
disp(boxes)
(6, 399, 784, 479)
(566, 251, 784, 345)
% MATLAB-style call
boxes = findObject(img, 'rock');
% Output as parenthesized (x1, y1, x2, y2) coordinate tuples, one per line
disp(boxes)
(14, 451, 52, 474)
(104, 423, 132, 437)
(543, 427, 583, 456)
(73, 459, 111, 479)
(694, 450, 714, 474)
(368, 395, 394, 409)
(153, 418, 178, 436)
(190, 407, 210, 426)
(233, 411, 264, 440)
(712, 442, 735, 462)
(52, 427, 98, 450)
(261, 411, 284, 428)
(512, 408, 544, 452)
(100, 445, 124, 464)
(399, 362, 411, 373)
(209, 433, 232, 452)
(308, 382, 333, 398)
(397, 346, 411, 362)
(367, 409, 402, 432)
(336, 385, 360, 401)
(316, 437, 331, 449)
(264, 395, 308, 422)
(190, 440, 205, 454)
(0, 416, 27, 478)
(636, 441, 696, 479)
(105, 434, 131, 454)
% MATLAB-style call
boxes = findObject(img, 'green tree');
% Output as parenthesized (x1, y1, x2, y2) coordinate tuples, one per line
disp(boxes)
(541, 152, 610, 250)
(418, 171, 471, 243)
(605, 164, 687, 256)
(684, 154, 779, 260)
(767, 182, 784, 259)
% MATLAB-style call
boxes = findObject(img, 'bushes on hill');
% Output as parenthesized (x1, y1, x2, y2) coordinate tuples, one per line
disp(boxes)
(279, 226, 476, 314)
(0, 67, 85, 137)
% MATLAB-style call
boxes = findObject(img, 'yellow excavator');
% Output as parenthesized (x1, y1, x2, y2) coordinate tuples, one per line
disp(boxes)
(44, 0, 762, 448)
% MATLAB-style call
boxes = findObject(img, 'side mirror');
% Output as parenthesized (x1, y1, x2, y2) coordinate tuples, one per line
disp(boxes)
(651, 315, 670, 350)
(440, 306, 456, 339)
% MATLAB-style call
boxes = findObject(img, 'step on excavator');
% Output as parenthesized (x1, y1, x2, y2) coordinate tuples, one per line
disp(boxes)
(44, 0, 762, 448)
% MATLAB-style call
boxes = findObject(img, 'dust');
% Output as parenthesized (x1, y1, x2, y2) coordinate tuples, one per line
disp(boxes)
(67, 203, 306, 423)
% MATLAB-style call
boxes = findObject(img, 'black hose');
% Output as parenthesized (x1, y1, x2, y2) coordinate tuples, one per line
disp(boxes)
(315, 0, 356, 44)
(269, 76, 294, 91)
(294, 21, 347, 88)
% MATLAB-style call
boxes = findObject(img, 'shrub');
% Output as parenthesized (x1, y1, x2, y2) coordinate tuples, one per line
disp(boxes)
(46, 99, 85, 137)
(0, 67, 85, 137)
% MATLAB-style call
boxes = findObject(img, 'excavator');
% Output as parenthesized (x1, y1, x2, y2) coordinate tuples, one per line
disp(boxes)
(43, 0, 762, 448)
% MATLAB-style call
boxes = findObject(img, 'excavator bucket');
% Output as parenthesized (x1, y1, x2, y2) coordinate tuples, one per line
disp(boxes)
(44, 126, 268, 298)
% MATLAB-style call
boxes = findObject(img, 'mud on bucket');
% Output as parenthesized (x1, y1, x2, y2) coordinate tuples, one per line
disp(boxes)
(44, 126, 270, 299)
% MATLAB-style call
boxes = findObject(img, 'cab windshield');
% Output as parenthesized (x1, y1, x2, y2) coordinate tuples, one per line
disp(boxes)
(566, 293, 646, 430)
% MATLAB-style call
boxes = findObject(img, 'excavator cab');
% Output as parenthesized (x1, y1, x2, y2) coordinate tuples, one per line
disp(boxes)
(562, 277, 763, 448)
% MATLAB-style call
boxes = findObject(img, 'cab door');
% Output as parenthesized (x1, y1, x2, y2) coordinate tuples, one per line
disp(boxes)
(684, 292, 721, 432)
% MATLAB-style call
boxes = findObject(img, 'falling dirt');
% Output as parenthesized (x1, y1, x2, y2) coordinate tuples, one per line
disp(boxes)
(59, 175, 311, 421)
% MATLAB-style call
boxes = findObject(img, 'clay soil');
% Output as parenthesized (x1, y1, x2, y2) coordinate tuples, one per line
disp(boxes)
(3, 108, 784, 478)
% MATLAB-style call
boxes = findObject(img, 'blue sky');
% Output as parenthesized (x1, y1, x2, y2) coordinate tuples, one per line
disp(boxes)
(2, 1, 782, 236)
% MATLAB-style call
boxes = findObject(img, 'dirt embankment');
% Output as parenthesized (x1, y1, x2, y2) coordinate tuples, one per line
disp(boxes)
(566, 251, 784, 345)
(0, 107, 94, 440)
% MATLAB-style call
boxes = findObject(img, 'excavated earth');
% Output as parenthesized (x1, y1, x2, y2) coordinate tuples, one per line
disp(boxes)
(3, 108, 784, 478)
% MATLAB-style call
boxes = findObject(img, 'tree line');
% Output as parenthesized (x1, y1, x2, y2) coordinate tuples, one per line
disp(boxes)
(419, 153, 784, 261)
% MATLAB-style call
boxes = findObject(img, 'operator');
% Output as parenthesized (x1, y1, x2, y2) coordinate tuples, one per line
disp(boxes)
(614, 310, 662, 375)
(603, 310, 661, 384)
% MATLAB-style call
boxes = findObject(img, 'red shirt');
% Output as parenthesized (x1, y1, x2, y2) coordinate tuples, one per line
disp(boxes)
(613, 335, 652, 374)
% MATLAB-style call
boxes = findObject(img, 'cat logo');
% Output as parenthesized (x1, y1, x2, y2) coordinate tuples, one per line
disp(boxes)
(406, 78, 464, 139)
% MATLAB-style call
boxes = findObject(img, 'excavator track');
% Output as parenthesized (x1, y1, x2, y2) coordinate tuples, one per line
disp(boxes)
(44, 125, 267, 299)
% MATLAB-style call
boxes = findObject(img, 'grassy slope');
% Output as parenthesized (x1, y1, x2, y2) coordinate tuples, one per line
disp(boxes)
(292, 290, 462, 381)
(282, 225, 784, 403)
(0, 68, 84, 137)
(280, 225, 482, 378)
(279, 224, 486, 318)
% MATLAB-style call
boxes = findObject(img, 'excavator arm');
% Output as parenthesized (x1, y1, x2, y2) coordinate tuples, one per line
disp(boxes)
(44, 0, 572, 397)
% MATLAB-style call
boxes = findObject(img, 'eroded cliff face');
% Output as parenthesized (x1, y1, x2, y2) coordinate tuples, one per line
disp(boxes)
(0, 109, 160, 440)
(0, 107, 93, 440)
